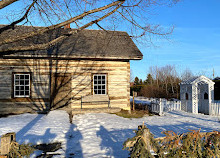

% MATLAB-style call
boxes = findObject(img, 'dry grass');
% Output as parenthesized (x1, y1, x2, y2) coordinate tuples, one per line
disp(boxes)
(112, 109, 153, 118)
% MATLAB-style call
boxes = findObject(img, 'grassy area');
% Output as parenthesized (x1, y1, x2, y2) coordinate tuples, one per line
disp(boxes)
(112, 109, 153, 118)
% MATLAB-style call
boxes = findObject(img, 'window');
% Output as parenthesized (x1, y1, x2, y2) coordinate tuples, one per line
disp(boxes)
(204, 92, 208, 100)
(14, 74, 30, 97)
(185, 93, 189, 100)
(93, 74, 106, 95)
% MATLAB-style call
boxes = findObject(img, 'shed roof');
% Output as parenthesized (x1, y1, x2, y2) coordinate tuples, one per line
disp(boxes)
(180, 75, 215, 85)
(0, 25, 143, 60)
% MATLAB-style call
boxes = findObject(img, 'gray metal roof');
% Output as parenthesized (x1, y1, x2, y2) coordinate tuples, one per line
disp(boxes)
(0, 25, 143, 60)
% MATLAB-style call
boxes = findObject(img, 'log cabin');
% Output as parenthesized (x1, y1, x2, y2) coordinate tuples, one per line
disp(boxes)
(0, 25, 142, 114)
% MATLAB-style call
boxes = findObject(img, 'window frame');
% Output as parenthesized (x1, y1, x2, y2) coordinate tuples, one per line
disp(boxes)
(13, 73, 31, 98)
(93, 74, 107, 95)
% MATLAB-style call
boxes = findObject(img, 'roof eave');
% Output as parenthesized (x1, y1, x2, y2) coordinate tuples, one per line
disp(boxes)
(2, 54, 143, 61)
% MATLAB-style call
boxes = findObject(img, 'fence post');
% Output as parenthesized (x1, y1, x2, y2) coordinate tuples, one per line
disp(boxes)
(133, 91, 135, 111)
(165, 99, 167, 111)
(1, 132, 16, 155)
(159, 98, 163, 116)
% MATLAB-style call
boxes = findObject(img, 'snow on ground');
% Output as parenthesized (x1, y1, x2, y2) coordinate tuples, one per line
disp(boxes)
(130, 97, 151, 105)
(0, 110, 220, 158)
(0, 110, 70, 156)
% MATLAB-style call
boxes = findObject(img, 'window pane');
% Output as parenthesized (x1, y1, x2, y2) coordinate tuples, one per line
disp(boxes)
(20, 75, 24, 79)
(25, 80, 29, 85)
(102, 85, 105, 89)
(25, 91, 29, 95)
(94, 86, 97, 90)
(94, 90, 97, 94)
(98, 86, 101, 90)
(94, 76, 97, 80)
(102, 90, 105, 94)
(15, 91, 19, 96)
(204, 93, 208, 99)
(98, 80, 101, 84)
(102, 80, 105, 84)
(15, 81, 19, 85)
(94, 80, 97, 84)
(98, 90, 101, 94)
(25, 75, 29, 79)
(102, 76, 105, 79)
(20, 86, 24, 90)
(15, 86, 19, 90)
(20, 80, 24, 85)
(25, 86, 29, 90)
(20, 91, 24, 95)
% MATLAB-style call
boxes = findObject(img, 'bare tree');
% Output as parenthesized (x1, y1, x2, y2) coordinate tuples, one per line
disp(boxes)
(181, 68, 194, 81)
(143, 65, 180, 98)
(0, 0, 179, 54)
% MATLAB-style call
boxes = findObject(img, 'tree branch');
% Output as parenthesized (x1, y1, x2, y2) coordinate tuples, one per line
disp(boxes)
(0, 0, 19, 9)
(0, 0, 36, 34)
(0, 1, 125, 54)
(0, 0, 123, 46)
(117, 10, 173, 36)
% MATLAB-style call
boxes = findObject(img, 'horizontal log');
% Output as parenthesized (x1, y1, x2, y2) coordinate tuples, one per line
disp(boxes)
(0, 81, 11, 87)
(0, 98, 50, 102)
(109, 96, 127, 100)
(32, 74, 50, 82)
(0, 87, 11, 99)
(0, 60, 128, 67)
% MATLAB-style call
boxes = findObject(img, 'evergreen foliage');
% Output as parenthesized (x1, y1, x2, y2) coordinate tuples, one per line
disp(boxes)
(133, 77, 142, 94)
(144, 74, 154, 85)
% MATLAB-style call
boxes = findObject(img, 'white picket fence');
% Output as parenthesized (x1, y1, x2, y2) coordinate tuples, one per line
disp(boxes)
(133, 97, 220, 116)
(210, 103, 220, 116)
(151, 98, 181, 115)
(150, 100, 162, 115)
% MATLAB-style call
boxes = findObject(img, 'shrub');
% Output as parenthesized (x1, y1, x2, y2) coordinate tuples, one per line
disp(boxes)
(123, 125, 220, 157)
(8, 142, 35, 158)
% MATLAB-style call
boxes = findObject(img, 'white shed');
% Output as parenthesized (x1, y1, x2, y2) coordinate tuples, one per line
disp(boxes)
(180, 76, 215, 115)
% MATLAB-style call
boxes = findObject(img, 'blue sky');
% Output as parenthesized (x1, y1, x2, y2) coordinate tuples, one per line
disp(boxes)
(131, 0, 220, 80)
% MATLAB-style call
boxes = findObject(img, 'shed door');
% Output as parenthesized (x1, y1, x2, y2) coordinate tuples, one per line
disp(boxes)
(51, 73, 72, 109)
(197, 84, 209, 114)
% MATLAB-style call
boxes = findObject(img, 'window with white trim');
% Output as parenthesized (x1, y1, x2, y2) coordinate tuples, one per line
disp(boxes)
(14, 74, 30, 97)
(93, 74, 106, 95)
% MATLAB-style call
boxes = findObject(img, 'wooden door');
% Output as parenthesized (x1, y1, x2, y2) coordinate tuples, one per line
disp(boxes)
(51, 73, 72, 109)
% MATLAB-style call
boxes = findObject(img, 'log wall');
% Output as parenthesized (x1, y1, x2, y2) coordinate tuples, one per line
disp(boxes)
(0, 59, 130, 114)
